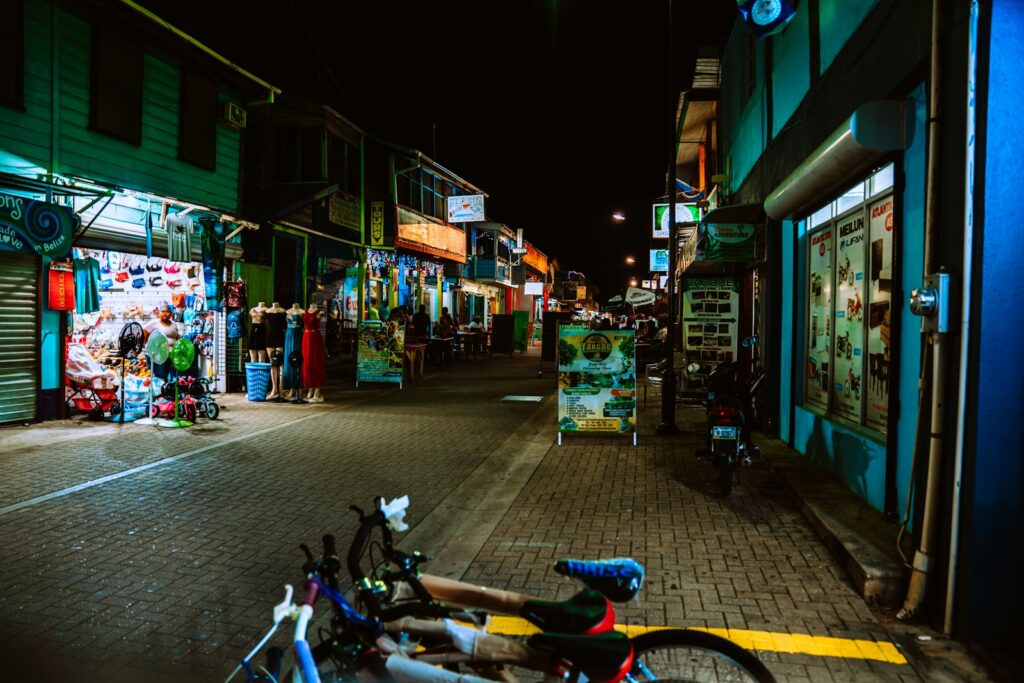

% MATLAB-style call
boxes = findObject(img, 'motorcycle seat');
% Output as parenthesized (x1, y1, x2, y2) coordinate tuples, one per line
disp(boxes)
(520, 588, 614, 634)
(528, 631, 633, 682)
(553, 558, 645, 602)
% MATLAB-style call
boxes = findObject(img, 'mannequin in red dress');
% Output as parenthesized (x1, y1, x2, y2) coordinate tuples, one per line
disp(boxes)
(301, 304, 327, 402)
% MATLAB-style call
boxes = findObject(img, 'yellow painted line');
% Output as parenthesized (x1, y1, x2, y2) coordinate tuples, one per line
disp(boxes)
(486, 616, 907, 665)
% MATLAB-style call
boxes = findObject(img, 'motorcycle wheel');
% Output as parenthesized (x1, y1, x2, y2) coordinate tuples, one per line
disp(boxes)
(206, 401, 220, 420)
(718, 456, 733, 495)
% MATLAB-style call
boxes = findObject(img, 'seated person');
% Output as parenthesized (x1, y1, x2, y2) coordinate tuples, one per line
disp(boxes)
(412, 304, 431, 340)
(467, 315, 485, 355)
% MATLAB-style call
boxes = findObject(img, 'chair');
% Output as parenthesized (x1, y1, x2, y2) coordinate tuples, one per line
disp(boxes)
(643, 358, 682, 407)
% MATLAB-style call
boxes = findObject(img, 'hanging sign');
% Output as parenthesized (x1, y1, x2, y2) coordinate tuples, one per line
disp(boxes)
(329, 191, 361, 231)
(558, 330, 636, 434)
(652, 202, 700, 239)
(447, 194, 486, 223)
(0, 193, 77, 257)
(356, 320, 405, 385)
(700, 223, 757, 261)
(370, 201, 385, 247)
(650, 249, 669, 272)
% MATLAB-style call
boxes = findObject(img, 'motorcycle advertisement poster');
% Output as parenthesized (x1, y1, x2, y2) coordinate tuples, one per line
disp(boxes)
(866, 198, 894, 431)
(833, 214, 866, 422)
(681, 277, 740, 391)
(806, 227, 833, 409)
(557, 330, 636, 434)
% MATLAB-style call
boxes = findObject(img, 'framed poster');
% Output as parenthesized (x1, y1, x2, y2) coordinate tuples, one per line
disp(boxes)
(806, 226, 834, 409)
(558, 330, 636, 435)
(865, 197, 894, 431)
(681, 277, 740, 390)
(832, 213, 866, 422)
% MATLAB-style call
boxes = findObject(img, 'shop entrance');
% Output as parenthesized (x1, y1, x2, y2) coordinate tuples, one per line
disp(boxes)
(0, 252, 39, 425)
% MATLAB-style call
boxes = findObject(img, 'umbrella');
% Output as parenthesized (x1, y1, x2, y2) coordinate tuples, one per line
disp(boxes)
(604, 287, 657, 312)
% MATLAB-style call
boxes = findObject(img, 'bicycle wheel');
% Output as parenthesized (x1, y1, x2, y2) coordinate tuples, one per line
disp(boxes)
(629, 629, 776, 683)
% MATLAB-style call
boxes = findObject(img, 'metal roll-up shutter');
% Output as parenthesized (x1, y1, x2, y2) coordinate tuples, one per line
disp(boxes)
(0, 254, 39, 425)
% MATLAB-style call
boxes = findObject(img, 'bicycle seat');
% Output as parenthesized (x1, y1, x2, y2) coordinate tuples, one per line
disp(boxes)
(553, 558, 645, 602)
(520, 588, 613, 634)
(528, 631, 633, 682)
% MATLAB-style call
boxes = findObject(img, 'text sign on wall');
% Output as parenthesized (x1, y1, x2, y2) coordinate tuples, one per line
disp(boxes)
(650, 249, 669, 272)
(370, 201, 385, 247)
(558, 330, 636, 434)
(328, 191, 361, 231)
(447, 194, 486, 223)
(0, 193, 76, 257)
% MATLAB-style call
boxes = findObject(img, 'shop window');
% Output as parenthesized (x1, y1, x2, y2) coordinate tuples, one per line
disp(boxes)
(804, 177, 895, 434)
(0, 0, 24, 110)
(90, 24, 143, 145)
(869, 164, 894, 197)
(179, 72, 218, 171)
(835, 181, 866, 216)
(273, 126, 323, 183)
(808, 204, 832, 230)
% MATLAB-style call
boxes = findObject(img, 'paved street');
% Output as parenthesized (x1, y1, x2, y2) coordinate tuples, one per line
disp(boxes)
(0, 351, 958, 682)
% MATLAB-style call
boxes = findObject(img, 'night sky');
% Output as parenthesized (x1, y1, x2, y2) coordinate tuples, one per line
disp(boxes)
(138, 0, 737, 298)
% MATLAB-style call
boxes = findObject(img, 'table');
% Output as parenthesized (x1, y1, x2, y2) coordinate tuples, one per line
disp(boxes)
(427, 336, 455, 367)
(455, 331, 483, 359)
(404, 343, 427, 379)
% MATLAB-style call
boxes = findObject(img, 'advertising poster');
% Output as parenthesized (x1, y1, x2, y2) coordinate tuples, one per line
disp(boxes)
(700, 223, 757, 261)
(357, 320, 405, 385)
(681, 277, 740, 391)
(806, 227, 834, 409)
(558, 330, 636, 434)
(832, 214, 866, 422)
(342, 270, 359, 328)
(866, 198, 894, 431)
(652, 202, 700, 239)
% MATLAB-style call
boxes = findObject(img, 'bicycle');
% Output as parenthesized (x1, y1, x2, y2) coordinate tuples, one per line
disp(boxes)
(230, 496, 777, 683)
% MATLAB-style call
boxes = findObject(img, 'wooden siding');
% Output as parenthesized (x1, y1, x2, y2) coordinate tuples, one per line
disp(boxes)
(56, 12, 242, 212)
(1, 2, 245, 214)
(0, 0, 53, 170)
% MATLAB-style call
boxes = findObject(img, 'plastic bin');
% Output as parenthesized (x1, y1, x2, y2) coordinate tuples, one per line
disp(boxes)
(245, 362, 272, 401)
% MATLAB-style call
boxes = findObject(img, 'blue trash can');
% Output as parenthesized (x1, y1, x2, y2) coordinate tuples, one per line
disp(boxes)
(245, 362, 272, 401)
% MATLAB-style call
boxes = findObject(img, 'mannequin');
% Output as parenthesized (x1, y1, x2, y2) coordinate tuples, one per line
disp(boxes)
(248, 302, 268, 362)
(264, 302, 287, 400)
(301, 303, 327, 402)
(283, 303, 305, 401)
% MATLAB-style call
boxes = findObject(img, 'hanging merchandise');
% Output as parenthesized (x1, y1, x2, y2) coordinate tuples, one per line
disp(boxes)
(48, 261, 76, 310)
(225, 279, 247, 309)
(73, 255, 101, 314)
(198, 216, 225, 311)
(166, 212, 193, 262)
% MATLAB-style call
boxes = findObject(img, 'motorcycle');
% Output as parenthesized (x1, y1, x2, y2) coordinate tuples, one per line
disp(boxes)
(835, 331, 853, 360)
(846, 291, 863, 321)
(838, 254, 855, 287)
(688, 337, 765, 495)
(844, 367, 862, 400)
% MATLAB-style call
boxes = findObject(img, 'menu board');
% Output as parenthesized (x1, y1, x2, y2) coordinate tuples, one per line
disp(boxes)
(356, 320, 405, 385)
(681, 277, 740, 391)
(558, 330, 636, 434)
(806, 227, 834, 408)
(832, 214, 866, 422)
(866, 198, 894, 431)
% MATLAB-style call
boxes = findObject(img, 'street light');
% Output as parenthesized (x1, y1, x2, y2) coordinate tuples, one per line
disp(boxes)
(625, 256, 636, 265)
(629, 277, 638, 287)
(612, 211, 626, 222)
(657, 0, 679, 435)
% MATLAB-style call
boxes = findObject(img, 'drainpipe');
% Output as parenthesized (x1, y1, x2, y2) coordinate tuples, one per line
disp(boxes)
(898, 0, 946, 622)
(942, 0, 979, 637)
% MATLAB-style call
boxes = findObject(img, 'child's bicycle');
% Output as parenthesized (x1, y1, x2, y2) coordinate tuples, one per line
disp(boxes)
(229, 496, 776, 683)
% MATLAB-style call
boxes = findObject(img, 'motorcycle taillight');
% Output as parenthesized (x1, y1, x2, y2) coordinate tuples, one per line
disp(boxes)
(711, 406, 739, 419)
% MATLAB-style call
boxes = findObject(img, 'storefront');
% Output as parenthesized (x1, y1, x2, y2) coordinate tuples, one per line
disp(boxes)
(0, 192, 78, 425)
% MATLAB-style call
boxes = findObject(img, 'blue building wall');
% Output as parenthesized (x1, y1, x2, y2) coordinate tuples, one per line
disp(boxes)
(966, 0, 1024, 645)
(819, 0, 881, 74)
(896, 84, 927, 522)
(722, 24, 766, 194)
(771, 6, 811, 138)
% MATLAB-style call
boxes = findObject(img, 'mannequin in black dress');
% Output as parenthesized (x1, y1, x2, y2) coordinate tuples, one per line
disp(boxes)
(264, 302, 286, 400)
